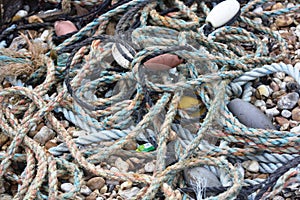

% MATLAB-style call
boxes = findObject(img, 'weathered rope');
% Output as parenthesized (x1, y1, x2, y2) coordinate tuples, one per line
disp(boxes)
(0, 0, 299, 199)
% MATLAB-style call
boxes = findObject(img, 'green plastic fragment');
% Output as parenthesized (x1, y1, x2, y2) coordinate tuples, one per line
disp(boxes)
(136, 143, 155, 152)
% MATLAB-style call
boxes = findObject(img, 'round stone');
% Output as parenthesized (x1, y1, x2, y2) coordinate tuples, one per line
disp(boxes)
(292, 107, 300, 121)
(277, 92, 299, 110)
(228, 99, 276, 129)
(86, 177, 105, 191)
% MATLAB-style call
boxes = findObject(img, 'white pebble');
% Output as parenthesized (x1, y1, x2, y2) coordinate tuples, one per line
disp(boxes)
(144, 162, 155, 173)
(253, 6, 263, 14)
(15, 10, 28, 18)
(120, 181, 132, 190)
(61, 183, 75, 192)
(80, 185, 92, 196)
(279, 82, 286, 90)
(281, 110, 292, 118)
(273, 72, 285, 80)
(115, 158, 129, 172)
(40, 30, 50, 41)
(242, 160, 259, 173)
(254, 100, 266, 107)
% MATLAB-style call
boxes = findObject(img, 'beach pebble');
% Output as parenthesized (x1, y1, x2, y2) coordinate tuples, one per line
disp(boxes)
(87, 177, 105, 191)
(0, 194, 13, 200)
(281, 110, 292, 118)
(12, 10, 28, 21)
(255, 85, 272, 99)
(270, 81, 279, 91)
(120, 181, 132, 190)
(54, 20, 78, 36)
(275, 16, 294, 27)
(277, 92, 299, 109)
(0, 134, 9, 147)
(228, 99, 276, 129)
(265, 107, 280, 118)
(28, 15, 43, 23)
(100, 185, 108, 194)
(292, 107, 300, 121)
(275, 116, 289, 126)
(254, 100, 266, 107)
(33, 126, 56, 145)
(184, 167, 221, 187)
(86, 192, 98, 200)
(272, 3, 284, 10)
(115, 158, 129, 172)
(61, 183, 75, 192)
(289, 120, 299, 128)
(253, 7, 263, 14)
(242, 160, 259, 173)
(273, 72, 285, 80)
(144, 162, 155, 173)
(80, 185, 92, 196)
(119, 187, 140, 199)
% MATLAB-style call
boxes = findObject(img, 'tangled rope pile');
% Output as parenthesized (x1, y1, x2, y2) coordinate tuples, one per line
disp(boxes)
(0, 0, 300, 199)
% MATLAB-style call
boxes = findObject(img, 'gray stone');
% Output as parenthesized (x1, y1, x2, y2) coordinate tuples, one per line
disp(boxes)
(277, 92, 299, 110)
(33, 126, 56, 145)
(228, 99, 276, 129)
(184, 167, 221, 188)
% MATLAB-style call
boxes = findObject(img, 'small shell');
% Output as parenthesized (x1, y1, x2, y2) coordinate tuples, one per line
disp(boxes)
(112, 43, 135, 69)
(144, 54, 183, 71)
(206, 0, 240, 28)
(54, 20, 78, 36)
